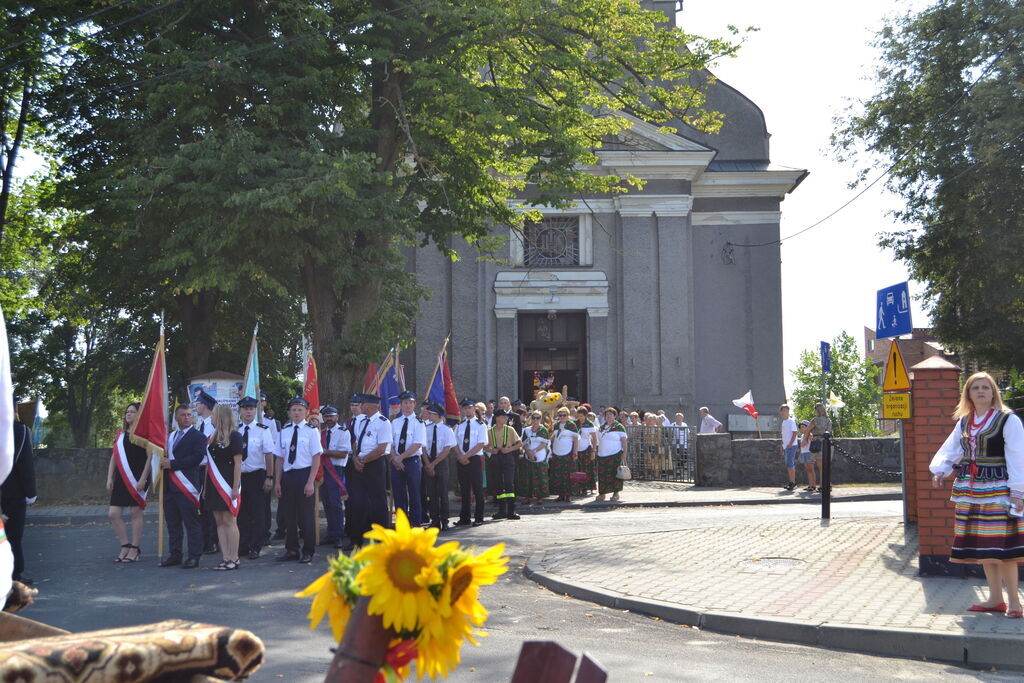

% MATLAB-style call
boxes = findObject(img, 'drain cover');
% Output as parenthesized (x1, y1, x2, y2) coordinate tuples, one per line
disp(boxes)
(736, 557, 806, 573)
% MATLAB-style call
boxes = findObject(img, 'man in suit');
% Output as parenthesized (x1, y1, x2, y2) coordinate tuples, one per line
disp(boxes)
(1, 415, 36, 583)
(159, 405, 207, 568)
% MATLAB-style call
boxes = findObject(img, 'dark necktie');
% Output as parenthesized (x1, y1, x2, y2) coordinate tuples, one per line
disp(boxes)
(356, 417, 371, 454)
(173, 430, 183, 450)
(325, 428, 332, 450)
(430, 425, 437, 460)
(241, 424, 249, 458)
(399, 417, 409, 452)
(463, 422, 471, 451)
(288, 425, 298, 464)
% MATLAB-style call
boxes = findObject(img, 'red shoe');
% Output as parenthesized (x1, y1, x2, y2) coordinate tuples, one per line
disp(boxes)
(968, 603, 1006, 612)
(1007, 609, 1023, 619)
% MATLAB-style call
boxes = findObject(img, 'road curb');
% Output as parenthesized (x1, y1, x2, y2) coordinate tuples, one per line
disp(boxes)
(536, 492, 901, 512)
(523, 550, 1022, 670)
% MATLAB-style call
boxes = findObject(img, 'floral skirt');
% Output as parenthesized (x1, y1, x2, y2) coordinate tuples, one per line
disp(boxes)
(574, 449, 595, 494)
(548, 454, 575, 497)
(517, 459, 549, 500)
(597, 455, 622, 494)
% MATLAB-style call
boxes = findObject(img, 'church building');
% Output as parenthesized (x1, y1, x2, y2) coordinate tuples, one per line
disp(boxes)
(403, 1, 806, 421)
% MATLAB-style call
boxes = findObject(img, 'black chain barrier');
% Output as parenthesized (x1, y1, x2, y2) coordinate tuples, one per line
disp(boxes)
(830, 440, 903, 479)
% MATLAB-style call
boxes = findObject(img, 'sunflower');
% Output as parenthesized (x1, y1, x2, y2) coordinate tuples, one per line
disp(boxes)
(355, 509, 445, 632)
(440, 543, 508, 621)
(295, 570, 353, 642)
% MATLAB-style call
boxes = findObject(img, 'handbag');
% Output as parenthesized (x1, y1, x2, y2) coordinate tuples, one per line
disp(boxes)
(615, 464, 631, 480)
(569, 471, 589, 483)
(809, 439, 822, 454)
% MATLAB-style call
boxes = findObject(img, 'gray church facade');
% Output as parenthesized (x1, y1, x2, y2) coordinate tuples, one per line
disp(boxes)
(402, 5, 806, 421)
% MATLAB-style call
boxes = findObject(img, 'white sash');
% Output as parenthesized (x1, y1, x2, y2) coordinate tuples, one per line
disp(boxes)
(113, 431, 147, 509)
(168, 431, 201, 508)
(205, 450, 240, 517)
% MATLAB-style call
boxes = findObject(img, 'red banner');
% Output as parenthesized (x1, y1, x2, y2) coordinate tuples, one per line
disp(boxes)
(304, 352, 320, 422)
(129, 334, 168, 456)
(441, 351, 459, 423)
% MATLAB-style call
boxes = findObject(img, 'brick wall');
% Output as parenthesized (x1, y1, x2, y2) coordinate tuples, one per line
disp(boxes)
(904, 356, 973, 576)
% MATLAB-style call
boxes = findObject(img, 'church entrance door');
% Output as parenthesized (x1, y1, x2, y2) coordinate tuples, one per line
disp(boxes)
(518, 312, 587, 403)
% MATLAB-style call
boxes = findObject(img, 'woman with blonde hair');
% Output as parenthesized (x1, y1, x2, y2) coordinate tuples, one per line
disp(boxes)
(930, 372, 1024, 617)
(205, 404, 244, 570)
(106, 402, 151, 563)
(548, 407, 579, 502)
(519, 411, 550, 506)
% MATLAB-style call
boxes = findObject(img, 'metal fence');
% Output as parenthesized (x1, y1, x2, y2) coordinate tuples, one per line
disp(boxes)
(624, 426, 693, 483)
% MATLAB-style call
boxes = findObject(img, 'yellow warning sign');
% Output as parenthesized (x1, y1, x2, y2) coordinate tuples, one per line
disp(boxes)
(882, 392, 912, 419)
(882, 340, 911, 392)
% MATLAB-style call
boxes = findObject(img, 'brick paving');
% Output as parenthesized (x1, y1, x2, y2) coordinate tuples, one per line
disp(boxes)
(532, 516, 1024, 637)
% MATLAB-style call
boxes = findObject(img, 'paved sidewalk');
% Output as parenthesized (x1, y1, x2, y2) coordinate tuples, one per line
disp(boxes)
(526, 516, 1024, 669)
(26, 483, 900, 524)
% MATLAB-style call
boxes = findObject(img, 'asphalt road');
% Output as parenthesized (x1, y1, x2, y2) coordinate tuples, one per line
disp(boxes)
(17, 502, 1015, 681)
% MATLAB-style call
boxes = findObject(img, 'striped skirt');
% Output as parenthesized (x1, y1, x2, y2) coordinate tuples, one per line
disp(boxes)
(549, 454, 575, 496)
(597, 455, 623, 494)
(951, 502, 1024, 563)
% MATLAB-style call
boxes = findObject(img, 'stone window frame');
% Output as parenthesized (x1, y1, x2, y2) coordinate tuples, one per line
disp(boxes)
(509, 214, 593, 268)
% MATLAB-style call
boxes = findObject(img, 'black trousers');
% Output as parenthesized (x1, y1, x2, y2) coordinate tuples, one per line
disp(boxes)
(457, 455, 484, 523)
(164, 485, 202, 560)
(280, 468, 315, 555)
(424, 458, 449, 528)
(346, 461, 389, 546)
(1, 496, 26, 579)
(199, 467, 217, 549)
(493, 451, 517, 515)
(238, 470, 267, 554)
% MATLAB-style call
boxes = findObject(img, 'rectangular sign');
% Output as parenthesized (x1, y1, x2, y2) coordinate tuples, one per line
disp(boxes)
(820, 341, 831, 373)
(876, 282, 913, 339)
(882, 392, 912, 419)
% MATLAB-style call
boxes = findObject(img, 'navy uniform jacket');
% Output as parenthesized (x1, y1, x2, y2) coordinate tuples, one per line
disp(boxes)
(166, 427, 207, 492)
(1, 423, 36, 501)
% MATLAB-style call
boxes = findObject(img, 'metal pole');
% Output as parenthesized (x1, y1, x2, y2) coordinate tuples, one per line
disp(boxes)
(898, 420, 908, 526)
(821, 432, 832, 520)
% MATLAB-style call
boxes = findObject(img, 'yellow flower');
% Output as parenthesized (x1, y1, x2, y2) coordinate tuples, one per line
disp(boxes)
(355, 509, 445, 632)
(415, 543, 508, 679)
(295, 570, 352, 642)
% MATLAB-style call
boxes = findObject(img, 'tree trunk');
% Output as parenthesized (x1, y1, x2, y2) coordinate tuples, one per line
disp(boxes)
(177, 291, 218, 377)
(0, 72, 33, 247)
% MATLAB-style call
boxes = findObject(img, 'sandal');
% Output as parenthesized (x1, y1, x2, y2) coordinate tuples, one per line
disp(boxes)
(123, 545, 141, 563)
(213, 561, 230, 571)
(225, 560, 240, 570)
(114, 544, 131, 563)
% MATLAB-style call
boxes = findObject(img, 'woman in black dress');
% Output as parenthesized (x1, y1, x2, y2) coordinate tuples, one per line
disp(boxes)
(205, 404, 243, 570)
(105, 403, 151, 563)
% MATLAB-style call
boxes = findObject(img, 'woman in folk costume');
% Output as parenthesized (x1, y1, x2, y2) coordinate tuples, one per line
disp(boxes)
(106, 403, 151, 563)
(519, 411, 551, 506)
(573, 406, 598, 496)
(596, 407, 628, 502)
(930, 372, 1024, 618)
(205, 404, 244, 571)
(548, 407, 579, 502)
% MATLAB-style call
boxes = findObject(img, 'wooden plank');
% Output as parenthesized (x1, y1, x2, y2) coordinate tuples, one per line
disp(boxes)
(575, 654, 608, 683)
(510, 641, 577, 683)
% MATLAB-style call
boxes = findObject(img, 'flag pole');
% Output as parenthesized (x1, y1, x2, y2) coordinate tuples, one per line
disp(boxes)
(157, 313, 166, 557)
(423, 336, 450, 403)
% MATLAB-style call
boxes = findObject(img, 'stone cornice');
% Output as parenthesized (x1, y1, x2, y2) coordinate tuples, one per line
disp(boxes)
(692, 169, 808, 198)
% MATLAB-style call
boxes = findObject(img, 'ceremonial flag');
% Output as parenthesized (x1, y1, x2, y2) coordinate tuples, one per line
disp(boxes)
(732, 390, 759, 420)
(303, 352, 320, 423)
(129, 328, 169, 456)
(426, 337, 460, 423)
(362, 363, 378, 394)
(377, 349, 404, 418)
(241, 324, 260, 400)
(0, 304, 15, 486)
(32, 398, 44, 446)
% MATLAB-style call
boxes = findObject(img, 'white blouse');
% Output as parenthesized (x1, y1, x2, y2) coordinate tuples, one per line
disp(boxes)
(522, 426, 550, 463)
(929, 410, 1024, 496)
(550, 423, 578, 457)
(598, 425, 628, 458)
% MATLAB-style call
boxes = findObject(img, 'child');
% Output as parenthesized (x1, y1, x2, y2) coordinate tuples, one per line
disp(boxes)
(798, 420, 817, 492)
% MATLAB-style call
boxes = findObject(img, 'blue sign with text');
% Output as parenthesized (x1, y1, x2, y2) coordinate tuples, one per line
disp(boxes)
(876, 282, 913, 339)
(820, 341, 831, 373)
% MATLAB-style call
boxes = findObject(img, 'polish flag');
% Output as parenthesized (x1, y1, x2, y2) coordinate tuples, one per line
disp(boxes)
(732, 390, 759, 420)
(130, 330, 169, 456)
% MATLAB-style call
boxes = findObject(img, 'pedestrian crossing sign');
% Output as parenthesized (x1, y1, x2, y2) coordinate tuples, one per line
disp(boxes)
(882, 340, 911, 392)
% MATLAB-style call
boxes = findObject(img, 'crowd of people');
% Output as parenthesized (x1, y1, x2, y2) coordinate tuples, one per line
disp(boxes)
(105, 390, 669, 569)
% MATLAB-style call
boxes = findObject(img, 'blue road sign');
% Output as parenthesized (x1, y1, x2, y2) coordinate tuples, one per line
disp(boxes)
(820, 341, 831, 373)
(876, 282, 913, 339)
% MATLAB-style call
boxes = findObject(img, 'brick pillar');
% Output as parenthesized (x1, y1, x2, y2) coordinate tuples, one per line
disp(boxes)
(904, 356, 965, 576)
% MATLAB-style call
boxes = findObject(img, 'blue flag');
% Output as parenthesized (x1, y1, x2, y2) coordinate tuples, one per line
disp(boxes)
(377, 350, 403, 418)
(241, 329, 260, 400)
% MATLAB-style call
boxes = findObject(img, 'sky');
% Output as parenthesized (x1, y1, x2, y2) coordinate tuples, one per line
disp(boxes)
(680, 0, 931, 395)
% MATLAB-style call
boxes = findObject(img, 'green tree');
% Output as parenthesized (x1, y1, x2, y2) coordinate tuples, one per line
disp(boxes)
(789, 332, 881, 437)
(41, 0, 739, 401)
(833, 0, 1024, 370)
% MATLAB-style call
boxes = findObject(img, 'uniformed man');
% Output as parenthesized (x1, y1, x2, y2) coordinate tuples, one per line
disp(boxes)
(274, 397, 323, 563)
(319, 405, 350, 549)
(453, 397, 488, 527)
(236, 396, 276, 560)
(346, 393, 393, 546)
(390, 391, 425, 526)
(259, 390, 280, 546)
(193, 390, 219, 555)
(486, 408, 522, 520)
(422, 402, 454, 530)
(418, 401, 433, 525)
(159, 405, 206, 568)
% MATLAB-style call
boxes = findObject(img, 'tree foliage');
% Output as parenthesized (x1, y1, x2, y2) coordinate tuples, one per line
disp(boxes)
(37, 0, 739, 402)
(789, 332, 881, 437)
(834, 0, 1024, 369)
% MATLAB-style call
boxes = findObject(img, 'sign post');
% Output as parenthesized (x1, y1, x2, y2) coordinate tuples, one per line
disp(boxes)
(876, 281, 913, 527)
(820, 341, 830, 404)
